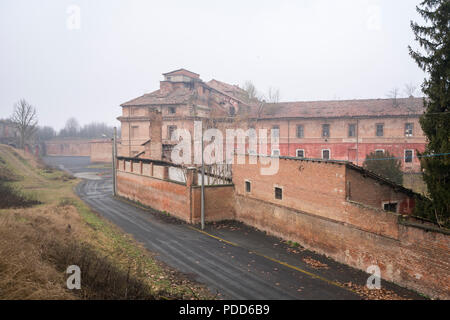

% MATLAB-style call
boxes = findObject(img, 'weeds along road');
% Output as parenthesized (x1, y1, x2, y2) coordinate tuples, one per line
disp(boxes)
(42, 156, 367, 300)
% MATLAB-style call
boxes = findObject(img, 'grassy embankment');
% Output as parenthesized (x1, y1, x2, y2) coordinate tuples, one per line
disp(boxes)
(0, 144, 214, 300)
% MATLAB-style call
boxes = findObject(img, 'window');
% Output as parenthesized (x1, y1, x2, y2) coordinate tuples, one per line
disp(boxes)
(405, 150, 414, 163)
(296, 125, 304, 138)
(245, 181, 251, 193)
(296, 149, 305, 158)
(272, 125, 280, 138)
(322, 149, 330, 160)
(348, 124, 356, 137)
(167, 125, 177, 139)
(384, 202, 398, 213)
(229, 106, 236, 116)
(376, 124, 384, 137)
(322, 124, 330, 138)
(272, 149, 280, 157)
(275, 187, 283, 200)
(131, 126, 139, 138)
(405, 123, 414, 137)
(375, 149, 385, 156)
(168, 107, 176, 114)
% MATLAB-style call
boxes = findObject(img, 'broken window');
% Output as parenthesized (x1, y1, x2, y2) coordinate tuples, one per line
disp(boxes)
(167, 126, 177, 140)
(384, 203, 398, 213)
(275, 187, 283, 200)
(405, 123, 414, 137)
(405, 150, 413, 163)
(376, 124, 384, 137)
(348, 124, 356, 137)
(322, 124, 330, 138)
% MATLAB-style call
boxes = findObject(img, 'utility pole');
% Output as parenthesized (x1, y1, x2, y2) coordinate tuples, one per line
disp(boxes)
(201, 120, 205, 230)
(112, 127, 117, 196)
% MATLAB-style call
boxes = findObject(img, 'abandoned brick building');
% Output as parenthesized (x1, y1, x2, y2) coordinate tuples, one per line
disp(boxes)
(114, 69, 448, 299)
(118, 69, 426, 172)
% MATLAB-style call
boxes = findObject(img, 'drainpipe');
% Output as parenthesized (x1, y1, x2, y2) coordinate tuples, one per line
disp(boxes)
(201, 120, 205, 230)
(356, 119, 359, 166)
(112, 127, 117, 196)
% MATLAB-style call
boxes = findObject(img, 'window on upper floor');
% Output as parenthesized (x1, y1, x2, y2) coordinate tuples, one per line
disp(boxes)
(296, 125, 304, 138)
(322, 124, 330, 138)
(376, 124, 384, 137)
(131, 126, 139, 138)
(348, 124, 357, 137)
(272, 125, 280, 138)
(405, 123, 414, 137)
(167, 126, 177, 140)
(168, 107, 176, 114)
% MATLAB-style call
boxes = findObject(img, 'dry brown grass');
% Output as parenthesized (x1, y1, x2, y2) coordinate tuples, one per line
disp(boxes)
(0, 145, 215, 300)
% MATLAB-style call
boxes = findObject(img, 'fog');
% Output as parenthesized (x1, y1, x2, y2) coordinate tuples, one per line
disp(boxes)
(0, 0, 425, 130)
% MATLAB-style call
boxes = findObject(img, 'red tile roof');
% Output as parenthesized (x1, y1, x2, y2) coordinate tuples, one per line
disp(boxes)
(121, 87, 195, 106)
(257, 98, 425, 119)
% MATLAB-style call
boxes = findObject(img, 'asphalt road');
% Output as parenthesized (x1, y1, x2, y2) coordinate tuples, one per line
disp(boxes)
(43, 156, 423, 300)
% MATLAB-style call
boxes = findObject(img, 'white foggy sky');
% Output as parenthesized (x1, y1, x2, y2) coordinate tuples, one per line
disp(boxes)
(0, 0, 425, 130)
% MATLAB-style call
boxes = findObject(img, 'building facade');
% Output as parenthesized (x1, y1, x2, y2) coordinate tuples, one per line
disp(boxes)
(118, 69, 426, 172)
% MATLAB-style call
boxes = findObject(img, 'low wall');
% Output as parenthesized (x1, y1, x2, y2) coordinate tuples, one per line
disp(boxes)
(234, 194, 449, 299)
(45, 139, 91, 157)
(90, 140, 112, 163)
(116, 159, 235, 224)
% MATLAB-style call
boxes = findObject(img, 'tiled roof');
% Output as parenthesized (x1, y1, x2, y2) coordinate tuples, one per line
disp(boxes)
(257, 98, 425, 119)
(206, 79, 260, 107)
(121, 87, 195, 106)
(163, 68, 200, 79)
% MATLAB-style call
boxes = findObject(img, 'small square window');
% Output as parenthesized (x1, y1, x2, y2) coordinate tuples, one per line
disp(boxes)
(168, 107, 176, 114)
(405, 150, 414, 163)
(405, 123, 414, 137)
(322, 124, 330, 138)
(275, 187, 283, 200)
(296, 125, 304, 138)
(296, 149, 305, 158)
(348, 124, 356, 137)
(322, 149, 330, 160)
(384, 203, 398, 213)
(375, 149, 385, 156)
(245, 181, 251, 193)
(376, 124, 384, 137)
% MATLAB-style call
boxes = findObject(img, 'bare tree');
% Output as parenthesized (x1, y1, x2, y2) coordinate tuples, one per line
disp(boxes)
(404, 83, 417, 98)
(10, 99, 38, 149)
(60, 117, 80, 137)
(242, 81, 261, 101)
(266, 87, 280, 103)
(387, 87, 400, 107)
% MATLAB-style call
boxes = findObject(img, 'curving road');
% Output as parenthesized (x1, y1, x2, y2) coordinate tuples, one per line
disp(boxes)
(43, 156, 422, 300)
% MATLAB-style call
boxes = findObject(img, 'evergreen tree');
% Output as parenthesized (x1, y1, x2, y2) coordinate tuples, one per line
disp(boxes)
(363, 152, 403, 185)
(409, 0, 449, 227)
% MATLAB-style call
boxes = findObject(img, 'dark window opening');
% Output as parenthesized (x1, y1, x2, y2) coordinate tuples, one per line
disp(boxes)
(245, 181, 251, 193)
(384, 203, 398, 213)
(229, 106, 236, 116)
(275, 187, 283, 200)
(322, 149, 330, 160)
(296, 150, 305, 158)
(168, 107, 176, 114)
(405, 150, 413, 163)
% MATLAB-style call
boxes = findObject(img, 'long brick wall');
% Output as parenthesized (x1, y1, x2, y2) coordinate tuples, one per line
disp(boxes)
(232, 156, 449, 299)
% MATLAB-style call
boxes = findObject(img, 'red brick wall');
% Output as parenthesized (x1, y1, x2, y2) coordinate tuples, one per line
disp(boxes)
(89, 140, 112, 163)
(45, 140, 91, 157)
(191, 186, 235, 224)
(235, 195, 449, 299)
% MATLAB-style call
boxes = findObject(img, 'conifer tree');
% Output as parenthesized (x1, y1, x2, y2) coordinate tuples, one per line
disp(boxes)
(409, 0, 449, 227)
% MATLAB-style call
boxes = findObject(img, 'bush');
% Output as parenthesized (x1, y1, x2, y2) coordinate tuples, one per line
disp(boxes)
(363, 151, 403, 185)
